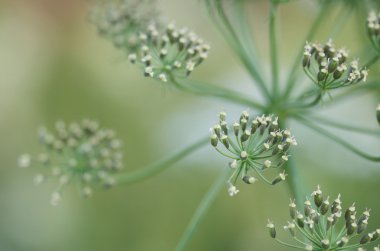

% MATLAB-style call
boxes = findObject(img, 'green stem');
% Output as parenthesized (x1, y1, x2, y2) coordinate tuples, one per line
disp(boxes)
(308, 115, 380, 137)
(284, 156, 305, 206)
(170, 77, 266, 110)
(269, 1, 280, 100)
(174, 169, 229, 251)
(274, 238, 304, 250)
(364, 53, 380, 69)
(283, 2, 329, 99)
(113, 137, 209, 185)
(203, 0, 271, 100)
(294, 115, 380, 162)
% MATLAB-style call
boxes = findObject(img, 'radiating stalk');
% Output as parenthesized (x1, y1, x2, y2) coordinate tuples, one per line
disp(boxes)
(174, 169, 229, 251)
(114, 137, 209, 185)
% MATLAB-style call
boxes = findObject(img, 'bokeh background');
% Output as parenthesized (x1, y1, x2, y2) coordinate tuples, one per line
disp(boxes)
(0, 0, 379, 250)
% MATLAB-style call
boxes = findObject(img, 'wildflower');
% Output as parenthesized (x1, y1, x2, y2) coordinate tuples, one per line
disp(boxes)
(267, 185, 380, 250)
(210, 111, 296, 196)
(367, 11, 380, 52)
(18, 119, 124, 205)
(89, 0, 159, 52)
(302, 39, 368, 90)
(18, 154, 31, 168)
(128, 23, 210, 82)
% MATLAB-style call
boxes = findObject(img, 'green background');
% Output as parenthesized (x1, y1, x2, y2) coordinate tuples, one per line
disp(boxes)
(0, 0, 379, 250)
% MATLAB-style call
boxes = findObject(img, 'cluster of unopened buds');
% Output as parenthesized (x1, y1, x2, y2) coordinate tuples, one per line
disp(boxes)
(210, 111, 297, 196)
(89, 0, 158, 52)
(303, 39, 368, 90)
(18, 119, 124, 205)
(367, 11, 380, 52)
(267, 186, 380, 251)
(128, 23, 210, 82)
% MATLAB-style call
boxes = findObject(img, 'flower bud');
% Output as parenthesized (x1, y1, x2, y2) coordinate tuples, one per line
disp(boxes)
(210, 134, 218, 147)
(377, 104, 380, 125)
(321, 239, 330, 250)
(267, 220, 276, 238)
(242, 175, 256, 184)
(271, 171, 287, 185)
(289, 199, 296, 219)
(361, 233, 373, 244)
(320, 197, 330, 215)
(312, 185, 323, 208)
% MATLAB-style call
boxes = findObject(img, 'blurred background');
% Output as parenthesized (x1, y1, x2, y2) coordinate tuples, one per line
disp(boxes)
(0, 0, 379, 250)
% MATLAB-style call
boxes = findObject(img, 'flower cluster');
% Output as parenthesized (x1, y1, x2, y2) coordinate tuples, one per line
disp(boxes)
(267, 186, 380, 251)
(303, 40, 368, 90)
(367, 11, 380, 52)
(18, 119, 124, 205)
(89, 0, 158, 52)
(210, 111, 297, 196)
(128, 23, 210, 82)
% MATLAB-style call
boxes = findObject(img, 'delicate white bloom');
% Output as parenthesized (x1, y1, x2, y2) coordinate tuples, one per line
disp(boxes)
(18, 154, 31, 168)
(228, 184, 239, 197)
(50, 192, 61, 206)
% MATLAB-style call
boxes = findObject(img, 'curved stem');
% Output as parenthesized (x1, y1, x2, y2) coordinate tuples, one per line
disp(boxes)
(269, 1, 280, 100)
(113, 137, 209, 185)
(364, 53, 380, 69)
(203, 0, 271, 100)
(307, 115, 380, 137)
(174, 169, 229, 251)
(283, 2, 329, 99)
(170, 77, 266, 110)
(294, 115, 380, 162)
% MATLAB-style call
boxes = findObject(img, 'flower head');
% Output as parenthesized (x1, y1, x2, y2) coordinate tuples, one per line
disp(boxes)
(89, 0, 159, 52)
(367, 11, 380, 52)
(210, 111, 296, 195)
(302, 39, 368, 90)
(128, 23, 210, 82)
(268, 186, 380, 250)
(18, 119, 124, 205)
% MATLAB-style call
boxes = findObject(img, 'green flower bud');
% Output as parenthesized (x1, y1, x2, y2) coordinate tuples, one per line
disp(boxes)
(210, 134, 218, 147)
(377, 104, 380, 125)
(312, 185, 323, 208)
(221, 135, 229, 149)
(240, 130, 251, 143)
(289, 199, 297, 219)
(360, 233, 373, 244)
(321, 239, 330, 250)
(320, 197, 330, 215)
(267, 220, 276, 238)
(242, 175, 256, 184)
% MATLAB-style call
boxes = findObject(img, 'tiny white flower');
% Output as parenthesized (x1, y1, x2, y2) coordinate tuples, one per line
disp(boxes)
(18, 154, 31, 168)
(228, 184, 239, 197)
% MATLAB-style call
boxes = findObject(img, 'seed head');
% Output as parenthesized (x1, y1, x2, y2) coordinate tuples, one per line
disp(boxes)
(19, 119, 124, 205)
(210, 111, 296, 196)
(267, 186, 380, 250)
(302, 39, 368, 91)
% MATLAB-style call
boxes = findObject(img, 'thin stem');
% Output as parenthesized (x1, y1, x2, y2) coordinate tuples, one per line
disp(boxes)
(170, 77, 266, 110)
(113, 137, 209, 185)
(283, 2, 329, 99)
(174, 169, 229, 251)
(324, 81, 380, 106)
(275, 238, 305, 250)
(294, 115, 380, 162)
(269, 1, 280, 100)
(307, 115, 380, 137)
(364, 53, 380, 68)
(203, 0, 271, 100)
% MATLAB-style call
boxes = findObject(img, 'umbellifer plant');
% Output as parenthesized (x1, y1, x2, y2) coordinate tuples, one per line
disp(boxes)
(19, 0, 380, 250)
